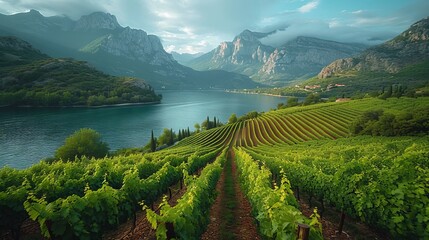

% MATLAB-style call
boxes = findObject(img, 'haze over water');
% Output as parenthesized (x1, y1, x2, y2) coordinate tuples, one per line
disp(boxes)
(0, 90, 284, 169)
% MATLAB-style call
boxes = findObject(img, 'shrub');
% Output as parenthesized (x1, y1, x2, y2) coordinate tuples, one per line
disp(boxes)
(55, 128, 109, 161)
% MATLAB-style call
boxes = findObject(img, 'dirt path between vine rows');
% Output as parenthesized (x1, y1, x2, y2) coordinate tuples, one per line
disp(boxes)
(201, 150, 260, 240)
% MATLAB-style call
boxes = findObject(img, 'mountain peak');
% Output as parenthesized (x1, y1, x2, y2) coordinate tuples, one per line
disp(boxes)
(75, 12, 121, 31)
(234, 29, 275, 43)
(391, 16, 429, 43)
(28, 9, 43, 16)
(318, 16, 429, 78)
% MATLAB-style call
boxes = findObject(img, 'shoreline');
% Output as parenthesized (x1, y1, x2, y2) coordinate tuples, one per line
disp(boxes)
(0, 100, 161, 109)
(225, 90, 288, 98)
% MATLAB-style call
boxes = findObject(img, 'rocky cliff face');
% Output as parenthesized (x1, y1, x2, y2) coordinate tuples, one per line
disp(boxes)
(189, 30, 274, 75)
(81, 27, 175, 66)
(318, 17, 429, 78)
(259, 37, 366, 83)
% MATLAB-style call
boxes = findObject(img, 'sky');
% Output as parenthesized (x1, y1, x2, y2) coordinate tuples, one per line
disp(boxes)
(0, 0, 428, 54)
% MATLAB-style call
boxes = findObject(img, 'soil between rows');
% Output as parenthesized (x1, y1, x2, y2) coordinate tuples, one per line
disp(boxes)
(201, 150, 260, 240)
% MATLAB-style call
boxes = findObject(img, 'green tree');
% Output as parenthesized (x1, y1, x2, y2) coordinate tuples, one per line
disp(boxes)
(303, 93, 321, 106)
(286, 97, 299, 107)
(178, 129, 183, 141)
(194, 123, 201, 133)
(228, 113, 238, 124)
(55, 128, 109, 161)
(379, 85, 393, 99)
(206, 116, 210, 130)
(150, 130, 156, 152)
(202, 119, 210, 131)
(157, 128, 175, 146)
(169, 128, 174, 145)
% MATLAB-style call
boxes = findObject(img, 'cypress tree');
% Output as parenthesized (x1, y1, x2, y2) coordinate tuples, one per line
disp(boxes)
(187, 127, 190, 137)
(178, 129, 182, 141)
(169, 128, 174, 145)
(397, 85, 403, 98)
(214, 117, 217, 128)
(206, 116, 210, 130)
(150, 130, 156, 152)
(387, 85, 393, 98)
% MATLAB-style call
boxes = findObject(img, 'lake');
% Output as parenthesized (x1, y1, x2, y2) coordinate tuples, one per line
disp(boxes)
(0, 90, 285, 169)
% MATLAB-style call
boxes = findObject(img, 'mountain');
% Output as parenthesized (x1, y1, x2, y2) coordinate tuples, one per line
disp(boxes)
(188, 30, 274, 76)
(307, 17, 429, 96)
(188, 30, 366, 86)
(0, 10, 258, 90)
(171, 51, 204, 65)
(0, 36, 161, 106)
(319, 17, 429, 78)
(257, 37, 367, 85)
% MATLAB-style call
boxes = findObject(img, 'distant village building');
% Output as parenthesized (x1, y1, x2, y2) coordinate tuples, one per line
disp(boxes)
(304, 85, 321, 90)
(335, 98, 351, 102)
(326, 83, 346, 91)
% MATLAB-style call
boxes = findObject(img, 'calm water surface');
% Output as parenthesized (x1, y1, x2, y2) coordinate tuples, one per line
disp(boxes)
(0, 90, 285, 169)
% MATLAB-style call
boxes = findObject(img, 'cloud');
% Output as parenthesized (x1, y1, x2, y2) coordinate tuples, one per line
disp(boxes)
(298, 0, 319, 13)
(0, 0, 108, 19)
(111, 0, 277, 53)
(258, 17, 402, 47)
(328, 18, 340, 28)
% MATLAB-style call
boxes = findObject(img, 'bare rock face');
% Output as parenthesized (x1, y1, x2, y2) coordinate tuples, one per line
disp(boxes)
(259, 49, 286, 75)
(191, 30, 274, 75)
(96, 27, 175, 66)
(318, 58, 356, 78)
(318, 17, 429, 78)
(228, 30, 273, 65)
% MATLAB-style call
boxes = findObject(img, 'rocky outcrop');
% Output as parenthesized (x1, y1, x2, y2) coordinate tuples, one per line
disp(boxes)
(318, 17, 429, 78)
(317, 58, 356, 78)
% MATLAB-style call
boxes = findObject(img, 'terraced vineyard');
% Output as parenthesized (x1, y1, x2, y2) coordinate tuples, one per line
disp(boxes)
(233, 102, 361, 147)
(1, 97, 428, 239)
